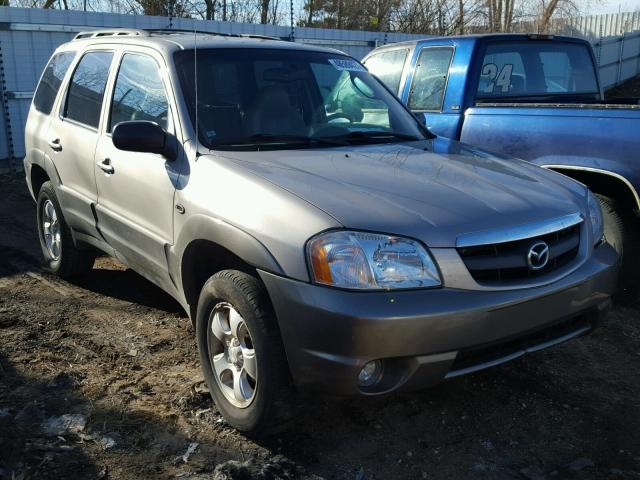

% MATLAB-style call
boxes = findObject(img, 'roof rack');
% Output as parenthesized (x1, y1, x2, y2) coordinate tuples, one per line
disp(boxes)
(73, 29, 145, 40)
(146, 28, 285, 41)
(73, 28, 287, 42)
(144, 28, 223, 36)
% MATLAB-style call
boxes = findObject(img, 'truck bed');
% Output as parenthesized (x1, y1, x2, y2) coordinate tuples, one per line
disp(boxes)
(459, 104, 640, 197)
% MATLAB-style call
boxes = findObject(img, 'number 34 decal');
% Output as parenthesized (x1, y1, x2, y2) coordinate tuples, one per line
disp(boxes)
(481, 63, 514, 93)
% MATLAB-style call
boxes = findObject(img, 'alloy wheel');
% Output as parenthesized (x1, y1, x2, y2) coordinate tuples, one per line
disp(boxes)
(208, 302, 258, 408)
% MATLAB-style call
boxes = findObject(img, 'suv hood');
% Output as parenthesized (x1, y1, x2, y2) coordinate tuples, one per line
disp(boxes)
(215, 138, 586, 247)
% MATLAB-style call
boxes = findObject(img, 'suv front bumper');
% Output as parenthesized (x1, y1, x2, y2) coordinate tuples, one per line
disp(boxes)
(259, 243, 618, 395)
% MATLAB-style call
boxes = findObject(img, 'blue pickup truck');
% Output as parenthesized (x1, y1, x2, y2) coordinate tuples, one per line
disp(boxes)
(363, 34, 639, 287)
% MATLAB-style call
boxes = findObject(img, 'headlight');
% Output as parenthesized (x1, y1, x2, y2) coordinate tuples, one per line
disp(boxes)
(587, 190, 604, 245)
(307, 230, 441, 290)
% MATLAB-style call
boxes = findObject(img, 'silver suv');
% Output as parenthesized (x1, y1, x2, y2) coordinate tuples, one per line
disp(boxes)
(24, 29, 618, 433)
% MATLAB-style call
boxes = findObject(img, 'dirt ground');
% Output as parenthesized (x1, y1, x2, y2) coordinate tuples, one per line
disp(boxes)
(0, 175, 639, 480)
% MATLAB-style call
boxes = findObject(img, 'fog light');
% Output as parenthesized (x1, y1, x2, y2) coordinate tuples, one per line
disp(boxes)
(358, 360, 383, 387)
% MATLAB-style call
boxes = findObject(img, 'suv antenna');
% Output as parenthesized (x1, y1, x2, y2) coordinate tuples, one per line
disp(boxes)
(194, 22, 200, 159)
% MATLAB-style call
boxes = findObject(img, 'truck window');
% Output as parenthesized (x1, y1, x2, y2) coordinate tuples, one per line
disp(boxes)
(33, 52, 76, 115)
(363, 48, 409, 94)
(63, 51, 114, 129)
(408, 47, 454, 111)
(476, 42, 599, 100)
(109, 53, 169, 132)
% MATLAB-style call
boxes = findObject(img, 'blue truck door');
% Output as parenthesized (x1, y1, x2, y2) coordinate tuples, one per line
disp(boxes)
(401, 45, 462, 139)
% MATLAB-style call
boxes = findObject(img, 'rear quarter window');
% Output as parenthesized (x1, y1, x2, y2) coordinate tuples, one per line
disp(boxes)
(408, 47, 454, 111)
(33, 52, 76, 115)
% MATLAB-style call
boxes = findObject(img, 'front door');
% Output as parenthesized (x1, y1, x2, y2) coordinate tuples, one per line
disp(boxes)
(94, 49, 181, 286)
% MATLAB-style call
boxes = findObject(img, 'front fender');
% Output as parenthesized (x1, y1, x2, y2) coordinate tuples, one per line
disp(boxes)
(170, 213, 284, 294)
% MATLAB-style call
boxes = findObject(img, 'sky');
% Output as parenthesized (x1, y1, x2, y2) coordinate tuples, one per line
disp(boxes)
(591, 0, 640, 14)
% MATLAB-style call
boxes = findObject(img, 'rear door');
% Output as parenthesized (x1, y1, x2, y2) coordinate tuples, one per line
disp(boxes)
(405, 46, 456, 138)
(26, 50, 76, 190)
(46, 50, 114, 238)
(93, 47, 181, 286)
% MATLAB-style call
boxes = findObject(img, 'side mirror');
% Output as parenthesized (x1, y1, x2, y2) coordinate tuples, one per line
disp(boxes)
(112, 121, 177, 161)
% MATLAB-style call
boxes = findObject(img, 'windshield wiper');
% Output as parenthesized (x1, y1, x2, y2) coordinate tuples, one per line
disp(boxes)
(342, 131, 424, 143)
(211, 133, 347, 148)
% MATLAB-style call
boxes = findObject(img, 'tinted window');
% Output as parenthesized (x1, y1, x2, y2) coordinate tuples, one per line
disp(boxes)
(64, 51, 113, 128)
(33, 52, 76, 114)
(408, 47, 453, 111)
(476, 42, 599, 99)
(364, 48, 409, 94)
(174, 49, 426, 150)
(109, 54, 169, 132)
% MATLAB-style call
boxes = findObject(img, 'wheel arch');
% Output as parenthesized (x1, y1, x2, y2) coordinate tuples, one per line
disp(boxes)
(543, 165, 640, 212)
(175, 214, 284, 323)
(27, 150, 63, 200)
(30, 163, 50, 199)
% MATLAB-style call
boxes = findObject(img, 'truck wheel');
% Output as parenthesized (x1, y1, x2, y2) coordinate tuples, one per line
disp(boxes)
(36, 181, 96, 278)
(195, 270, 293, 434)
(597, 194, 639, 295)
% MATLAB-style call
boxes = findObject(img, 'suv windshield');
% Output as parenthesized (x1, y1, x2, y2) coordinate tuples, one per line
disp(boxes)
(174, 48, 427, 150)
(476, 41, 600, 102)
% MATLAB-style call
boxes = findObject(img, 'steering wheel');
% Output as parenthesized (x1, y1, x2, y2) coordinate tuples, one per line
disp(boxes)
(326, 112, 355, 123)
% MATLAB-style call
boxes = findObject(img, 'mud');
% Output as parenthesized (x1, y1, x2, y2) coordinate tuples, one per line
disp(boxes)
(0, 175, 639, 480)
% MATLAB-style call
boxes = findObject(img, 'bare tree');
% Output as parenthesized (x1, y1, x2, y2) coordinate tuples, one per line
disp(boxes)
(203, 0, 215, 19)
(260, 0, 269, 23)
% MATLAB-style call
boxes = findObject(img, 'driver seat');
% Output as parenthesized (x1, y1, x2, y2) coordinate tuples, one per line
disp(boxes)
(246, 86, 307, 136)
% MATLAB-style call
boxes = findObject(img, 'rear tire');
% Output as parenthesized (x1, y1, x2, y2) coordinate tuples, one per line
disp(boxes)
(597, 194, 639, 297)
(36, 181, 95, 278)
(195, 270, 293, 434)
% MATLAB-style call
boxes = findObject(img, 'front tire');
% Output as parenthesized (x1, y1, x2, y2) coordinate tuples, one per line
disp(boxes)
(195, 270, 293, 434)
(36, 182, 95, 278)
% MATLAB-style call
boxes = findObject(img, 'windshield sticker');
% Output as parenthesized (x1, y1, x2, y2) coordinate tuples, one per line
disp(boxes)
(206, 130, 217, 139)
(480, 63, 514, 94)
(328, 58, 367, 72)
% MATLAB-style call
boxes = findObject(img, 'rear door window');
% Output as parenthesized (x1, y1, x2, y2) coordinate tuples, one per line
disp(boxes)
(408, 47, 454, 111)
(63, 51, 114, 129)
(109, 53, 170, 132)
(363, 48, 409, 94)
(33, 52, 76, 115)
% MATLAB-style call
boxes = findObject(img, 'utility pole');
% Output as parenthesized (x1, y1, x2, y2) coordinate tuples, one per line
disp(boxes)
(290, 0, 295, 41)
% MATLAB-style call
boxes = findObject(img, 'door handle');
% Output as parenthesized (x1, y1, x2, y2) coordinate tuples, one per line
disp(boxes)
(48, 138, 62, 152)
(97, 158, 114, 175)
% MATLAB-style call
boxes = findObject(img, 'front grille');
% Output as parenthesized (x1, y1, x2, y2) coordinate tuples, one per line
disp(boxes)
(458, 224, 580, 285)
(448, 315, 592, 376)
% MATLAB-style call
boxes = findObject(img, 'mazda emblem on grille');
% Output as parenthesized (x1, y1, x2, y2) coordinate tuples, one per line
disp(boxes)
(527, 241, 550, 270)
